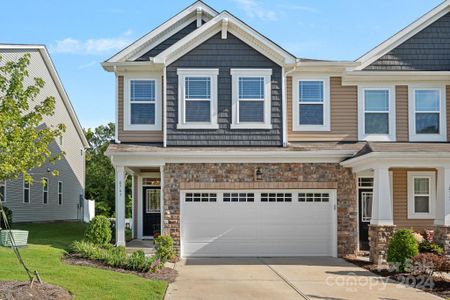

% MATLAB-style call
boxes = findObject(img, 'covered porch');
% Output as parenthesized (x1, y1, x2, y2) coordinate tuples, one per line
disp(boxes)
(342, 143, 450, 263)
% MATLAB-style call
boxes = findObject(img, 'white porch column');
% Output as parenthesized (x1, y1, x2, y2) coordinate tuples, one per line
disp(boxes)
(115, 166, 126, 246)
(371, 166, 393, 225)
(435, 167, 450, 226)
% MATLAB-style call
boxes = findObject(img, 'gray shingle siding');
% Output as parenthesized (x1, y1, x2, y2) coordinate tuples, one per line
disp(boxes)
(365, 12, 450, 71)
(166, 32, 283, 147)
(137, 21, 199, 60)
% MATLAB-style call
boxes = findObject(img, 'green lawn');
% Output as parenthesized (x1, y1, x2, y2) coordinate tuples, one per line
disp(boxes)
(0, 222, 167, 299)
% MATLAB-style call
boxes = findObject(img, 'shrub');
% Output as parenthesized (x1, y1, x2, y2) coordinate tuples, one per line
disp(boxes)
(0, 206, 13, 229)
(419, 240, 444, 255)
(411, 253, 450, 276)
(155, 235, 175, 263)
(387, 229, 419, 272)
(127, 250, 147, 272)
(105, 246, 127, 268)
(85, 216, 112, 245)
(71, 240, 102, 259)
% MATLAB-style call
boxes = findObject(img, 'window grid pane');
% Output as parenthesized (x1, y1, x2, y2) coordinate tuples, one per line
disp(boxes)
(185, 77, 211, 99)
(298, 193, 329, 202)
(131, 80, 155, 102)
(299, 103, 323, 125)
(0, 181, 5, 202)
(239, 77, 264, 99)
(364, 90, 389, 112)
(299, 81, 323, 103)
(131, 103, 155, 125)
(415, 90, 440, 112)
(185, 101, 211, 122)
(239, 101, 264, 123)
(365, 113, 389, 134)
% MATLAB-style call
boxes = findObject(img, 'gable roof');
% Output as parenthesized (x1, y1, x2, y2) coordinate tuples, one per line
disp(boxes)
(355, 0, 450, 70)
(105, 1, 218, 63)
(152, 11, 297, 66)
(0, 44, 89, 148)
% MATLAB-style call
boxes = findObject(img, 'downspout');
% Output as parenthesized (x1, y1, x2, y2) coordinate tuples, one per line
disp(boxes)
(282, 64, 298, 147)
(163, 65, 167, 147)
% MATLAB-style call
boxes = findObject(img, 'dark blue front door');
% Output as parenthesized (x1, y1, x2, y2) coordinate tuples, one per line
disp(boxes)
(143, 187, 161, 237)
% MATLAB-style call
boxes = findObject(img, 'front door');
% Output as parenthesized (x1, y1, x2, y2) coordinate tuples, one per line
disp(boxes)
(143, 187, 161, 237)
(358, 189, 373, 251)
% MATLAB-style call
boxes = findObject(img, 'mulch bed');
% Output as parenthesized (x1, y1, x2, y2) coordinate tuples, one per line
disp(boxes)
(0, 281, 72, 300)
(63, 255, 177, 283)
(345, 255, 450, 299)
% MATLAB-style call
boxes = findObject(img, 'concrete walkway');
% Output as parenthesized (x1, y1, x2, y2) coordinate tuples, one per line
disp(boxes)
(165, 257, 441, 300)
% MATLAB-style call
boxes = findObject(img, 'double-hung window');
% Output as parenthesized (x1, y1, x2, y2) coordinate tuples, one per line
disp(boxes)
(231, 69, 272, 129)
(358, 87, 395, 141)
(124, 76, 161, 131)
(407, 171, 435, 219)
(177, 69, 219, 129)
(58, 181, 63, 205)
(42, 178, 48, 204)
(23, 180, 30, 203)
(292, 77, 330, 131)
(0, 181, 5, 202)
(409, 86, 446, 141)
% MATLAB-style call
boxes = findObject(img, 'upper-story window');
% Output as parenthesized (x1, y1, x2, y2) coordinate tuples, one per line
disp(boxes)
(23, 180, 30, 203)
(231, 69, 272, 129)
(409, 86, 446, 142)
(42, 178, 48, 204)
(124, 75, 161, 131)
(177, 69, 219, 129)
(292, 77, 330, 131)
(358, 87, 395, 141)
(0, 181, 5, 202)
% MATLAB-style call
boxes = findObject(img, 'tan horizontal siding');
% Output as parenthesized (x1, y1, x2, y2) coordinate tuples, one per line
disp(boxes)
(391, 168, 434, 232)
(396, 86, 409, 142)
(117, 75, 163, 143)
(287, 76, 357, 142)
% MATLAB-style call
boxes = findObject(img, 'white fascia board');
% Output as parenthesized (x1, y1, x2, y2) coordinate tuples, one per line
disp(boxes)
(355, 1, 450, 70)
(342, 71, 450, 85)
(102, 61, 164, 72)
(341, 152, 450, 169)
(106, 150, 356, 167)
(153, 12, 296, 66)
(38, 47, 90, 148)
(105, 1, 218, 63)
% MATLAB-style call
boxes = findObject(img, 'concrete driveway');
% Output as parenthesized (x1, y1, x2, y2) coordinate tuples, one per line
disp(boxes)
(165, 257, 441, 300)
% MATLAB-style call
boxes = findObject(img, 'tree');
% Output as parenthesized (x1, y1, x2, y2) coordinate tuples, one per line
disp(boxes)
(85, 123, 132, 217)
(0, 53, 65, 192)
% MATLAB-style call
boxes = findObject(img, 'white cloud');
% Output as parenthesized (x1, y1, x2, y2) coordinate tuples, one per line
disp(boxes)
(233, 0, 279, 21)
(51, 31, 133, 55)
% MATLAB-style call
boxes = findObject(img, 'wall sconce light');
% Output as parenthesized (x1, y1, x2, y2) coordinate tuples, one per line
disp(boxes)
(255, 168, 263, 181)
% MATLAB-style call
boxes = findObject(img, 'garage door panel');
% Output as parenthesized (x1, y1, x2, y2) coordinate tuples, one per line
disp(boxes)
(181, 190, 336, 257)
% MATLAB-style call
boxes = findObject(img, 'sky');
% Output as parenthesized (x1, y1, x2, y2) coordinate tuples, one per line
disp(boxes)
(0, 0, 443, 129)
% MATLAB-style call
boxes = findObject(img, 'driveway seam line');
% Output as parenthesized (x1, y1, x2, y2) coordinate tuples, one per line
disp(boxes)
(258, 258, 310, 300)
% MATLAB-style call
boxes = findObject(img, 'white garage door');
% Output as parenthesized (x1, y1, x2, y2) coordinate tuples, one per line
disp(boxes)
(180, 190, 337, 257)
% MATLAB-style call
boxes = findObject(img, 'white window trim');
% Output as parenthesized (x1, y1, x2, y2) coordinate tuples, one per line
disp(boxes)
(230, 69, 273, 130)
(292, 76, 330, 132)
(124, 73, 162, 131)
(407, 171, 435, 219)
(177, 68, 219, 129)
(58, 181, 63, 205)
(358, 86, 396, 141)
(23, 179, 30, 204)
(408, 85, 447, 142)
(42, 178, 48, 205)
(0, 180, 6, 202)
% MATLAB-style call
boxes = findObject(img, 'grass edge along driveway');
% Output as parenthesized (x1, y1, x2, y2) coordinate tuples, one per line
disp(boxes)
(0, 222, 167, 299)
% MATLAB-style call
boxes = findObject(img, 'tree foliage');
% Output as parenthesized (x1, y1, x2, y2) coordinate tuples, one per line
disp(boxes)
(0, 53, 65, 188)
(85, 123, 131, 217)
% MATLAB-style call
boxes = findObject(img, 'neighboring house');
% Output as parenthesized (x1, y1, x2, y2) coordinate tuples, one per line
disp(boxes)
(0, 45, 89, 223)
(103, 1, 450, 262)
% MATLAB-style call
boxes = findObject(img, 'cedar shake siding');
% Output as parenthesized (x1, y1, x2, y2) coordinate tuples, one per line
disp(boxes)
(166, 32, 282, 146)
(391, 168, 434, 232)
(117, 76, 163, 143)
(137, 21, 199, 60)
(287, 77, 357, 142)
(365, 12, 450, 71)
(396, 85, 409, 142)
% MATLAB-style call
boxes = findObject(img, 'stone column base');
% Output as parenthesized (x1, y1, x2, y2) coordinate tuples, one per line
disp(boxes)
(368, 225, 396, 265)
(434, 225, 450, 255)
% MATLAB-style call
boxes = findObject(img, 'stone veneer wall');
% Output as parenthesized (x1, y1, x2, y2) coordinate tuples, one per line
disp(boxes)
(162, 163, 357, 257)
(368, 225, 396, 264)
(435, 225, 450, 255)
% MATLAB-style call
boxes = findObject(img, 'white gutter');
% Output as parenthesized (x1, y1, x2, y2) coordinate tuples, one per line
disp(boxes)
(163, 65, 167, 147)
(341, 151, 450, 167)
